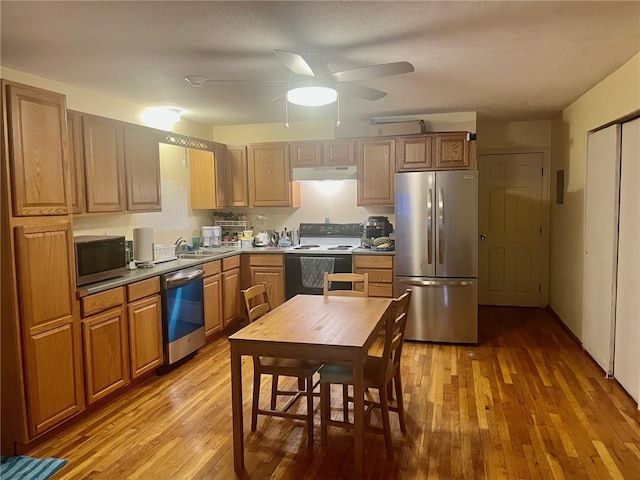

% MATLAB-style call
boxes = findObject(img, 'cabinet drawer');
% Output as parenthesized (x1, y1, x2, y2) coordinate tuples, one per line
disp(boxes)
(127, 277, 160, 302)
(203, 260, 221, 277)
(353, 255, 394, 269)
(249, 254, 283, 267)
(355, 268, 394, 283)
(82, 287, 125, 317)
(222, 255, 240, 271)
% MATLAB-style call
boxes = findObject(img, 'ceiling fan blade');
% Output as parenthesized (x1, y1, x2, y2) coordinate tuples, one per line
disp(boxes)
(332, 61, 414, 83)
(273, 49, 315, 77)
(338, 83, 387, 101)
(185, 75, 287, 86)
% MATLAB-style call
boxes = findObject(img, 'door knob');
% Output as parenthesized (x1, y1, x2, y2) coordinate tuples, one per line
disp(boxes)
(480, 234, 486, 240)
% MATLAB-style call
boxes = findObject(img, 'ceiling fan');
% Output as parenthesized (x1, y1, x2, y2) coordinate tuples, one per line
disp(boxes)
(185, 49, 414, 106)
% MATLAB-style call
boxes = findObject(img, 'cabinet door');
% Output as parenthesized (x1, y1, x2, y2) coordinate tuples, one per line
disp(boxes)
(248, 143, 296, 207)
(228, 145, 249, 206)
(123, 124, 162, 212)
(82, 306, 129, 404)
(5, 82, 70, 216)
(127, 295, 162, 379)
(434, 133, 470, 169)
(251, 267, 285, 308)
(357, 138, 395, 206)
(189, 149, 217, 209)
(14, 222, 84, 435)
(203, 273, 223, 336)
(82, 115, 125, 212)
(324, 139, 355, 166)
(396, 135, 433, 172)
(291, 141, 322, 168)
(67, 111, 86, 214)
(222, 267, 240, 327)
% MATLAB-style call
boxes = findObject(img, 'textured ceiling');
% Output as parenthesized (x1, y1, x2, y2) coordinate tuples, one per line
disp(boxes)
(1, 1, 639, 126)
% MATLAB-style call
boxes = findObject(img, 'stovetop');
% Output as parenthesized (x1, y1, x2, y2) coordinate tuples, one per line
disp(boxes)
(285, 222, 362, 254)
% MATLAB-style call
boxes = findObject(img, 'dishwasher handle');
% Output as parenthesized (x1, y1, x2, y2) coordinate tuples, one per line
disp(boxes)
(163, 267, 204, 289)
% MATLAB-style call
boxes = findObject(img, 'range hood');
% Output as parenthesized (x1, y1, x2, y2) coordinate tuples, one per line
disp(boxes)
(291, 165, 357, 182)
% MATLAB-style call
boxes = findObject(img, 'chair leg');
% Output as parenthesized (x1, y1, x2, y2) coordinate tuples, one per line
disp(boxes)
(342, 384, 349, 422)
(306, 374, 314, 447)
(270, 374, 279, 410)
(379, 386, 393, 457)
(320, 382, 330, 446)
(394, 373, 407, 434)
(251, 365, 261, 431)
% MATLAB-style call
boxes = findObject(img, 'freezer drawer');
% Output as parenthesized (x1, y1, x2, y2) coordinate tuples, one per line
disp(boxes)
(396, 276, 478, 343)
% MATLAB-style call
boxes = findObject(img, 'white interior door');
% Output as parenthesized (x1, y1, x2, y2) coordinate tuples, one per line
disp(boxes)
(478, 153, 544, 306)
(614, 118, 640, 401)
(582, 125, 620, 375)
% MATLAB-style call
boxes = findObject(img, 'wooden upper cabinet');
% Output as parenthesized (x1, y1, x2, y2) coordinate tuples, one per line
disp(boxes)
(4, 82, 70, 216)
(434, 132, 471, 169)
(357, 138, 396, 206)
(67, 111, 86, 214)
(123, 124, 162, 212)
(290, 139, 355, 167)
(324, 139, 356, 166)
(248, 142, 299, 207)
(13, 221, 84, 435)
(396, 135, 433, 172)
(189, 148, 216, 209)
(227, 145, 249, 206)
(82, 115, 125, 213)
(290, 141, 323, 168)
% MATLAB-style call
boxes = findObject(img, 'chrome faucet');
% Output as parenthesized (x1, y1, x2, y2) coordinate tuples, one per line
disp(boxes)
(174, 237, 188, 253)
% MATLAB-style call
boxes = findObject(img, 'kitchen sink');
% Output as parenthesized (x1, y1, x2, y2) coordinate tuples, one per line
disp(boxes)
(177, 248, 232, 259)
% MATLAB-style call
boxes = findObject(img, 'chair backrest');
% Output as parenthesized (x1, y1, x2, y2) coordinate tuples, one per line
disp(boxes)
(242, 283, 271, 322)
(380, 289, 412, 379)
(323, 272, 369, 297)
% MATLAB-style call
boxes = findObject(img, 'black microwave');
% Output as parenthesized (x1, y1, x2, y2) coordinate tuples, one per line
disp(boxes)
(74, 235, 127, 286)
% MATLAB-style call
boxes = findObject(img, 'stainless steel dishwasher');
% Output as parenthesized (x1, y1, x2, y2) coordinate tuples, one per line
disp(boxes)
(161, 267, 205, 365)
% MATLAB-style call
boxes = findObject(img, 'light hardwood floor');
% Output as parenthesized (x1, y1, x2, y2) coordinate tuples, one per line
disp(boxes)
(32, 306, 640, 479)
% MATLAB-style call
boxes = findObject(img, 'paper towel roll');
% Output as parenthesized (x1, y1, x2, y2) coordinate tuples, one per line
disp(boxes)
(133, 227, 154, 263)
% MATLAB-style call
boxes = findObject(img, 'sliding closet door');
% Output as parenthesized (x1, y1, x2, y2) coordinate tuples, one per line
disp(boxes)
(614, 118, 640, 401)
(582, 125, 620, 375)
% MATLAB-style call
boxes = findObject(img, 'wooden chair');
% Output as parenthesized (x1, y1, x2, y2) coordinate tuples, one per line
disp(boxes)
(319, 289, 412, 456)
(241, 283, 322, 446)
(323, 272, 369, 297)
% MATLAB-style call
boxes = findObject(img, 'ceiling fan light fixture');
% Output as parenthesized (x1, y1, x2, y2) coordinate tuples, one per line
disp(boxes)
(287, 85, 337, 107)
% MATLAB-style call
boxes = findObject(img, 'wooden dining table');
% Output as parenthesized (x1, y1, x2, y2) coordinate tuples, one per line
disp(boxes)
(228, 293, 393, 478)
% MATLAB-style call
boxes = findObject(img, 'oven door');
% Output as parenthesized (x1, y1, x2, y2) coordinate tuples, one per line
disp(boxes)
(285, 253, 353, 299)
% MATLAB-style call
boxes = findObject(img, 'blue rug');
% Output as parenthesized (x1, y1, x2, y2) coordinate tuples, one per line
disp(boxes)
(0, 456, 67, 480)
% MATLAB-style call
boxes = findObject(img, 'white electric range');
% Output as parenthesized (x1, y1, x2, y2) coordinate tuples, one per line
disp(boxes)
(284, 223, 362, 298)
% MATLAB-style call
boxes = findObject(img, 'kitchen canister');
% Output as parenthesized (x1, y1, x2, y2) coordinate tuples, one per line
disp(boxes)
(133, 227, 154, 267)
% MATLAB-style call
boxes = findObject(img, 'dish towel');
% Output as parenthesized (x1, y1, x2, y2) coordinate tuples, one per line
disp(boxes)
(300, 257, 335, 289)
(0, 455, 67, 480)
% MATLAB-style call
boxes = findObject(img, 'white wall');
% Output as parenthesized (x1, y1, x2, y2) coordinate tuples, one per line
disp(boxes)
(549, 52, 640, 338)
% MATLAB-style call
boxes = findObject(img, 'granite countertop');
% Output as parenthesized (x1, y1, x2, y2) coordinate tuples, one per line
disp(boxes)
(77, 245, 390, 297)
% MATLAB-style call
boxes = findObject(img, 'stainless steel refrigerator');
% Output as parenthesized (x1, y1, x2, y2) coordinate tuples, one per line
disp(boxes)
(395, 170, 478, 343)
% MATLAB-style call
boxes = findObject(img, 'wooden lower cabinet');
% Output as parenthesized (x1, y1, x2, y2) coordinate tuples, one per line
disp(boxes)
(127, 295, 162, 379)
(353, 255, 395, 297)
(203, 260, 223, 336)
(248, 254, 285, 308)
(12, 222, 85, 438)
(82, 306, 129, 404)
(222, 256, 241, 327)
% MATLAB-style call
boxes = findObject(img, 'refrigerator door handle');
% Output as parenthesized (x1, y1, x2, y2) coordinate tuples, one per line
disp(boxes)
(438, 188, 444, 264)
(400, 279, 475, 287)
(427, 188, 433, 265)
